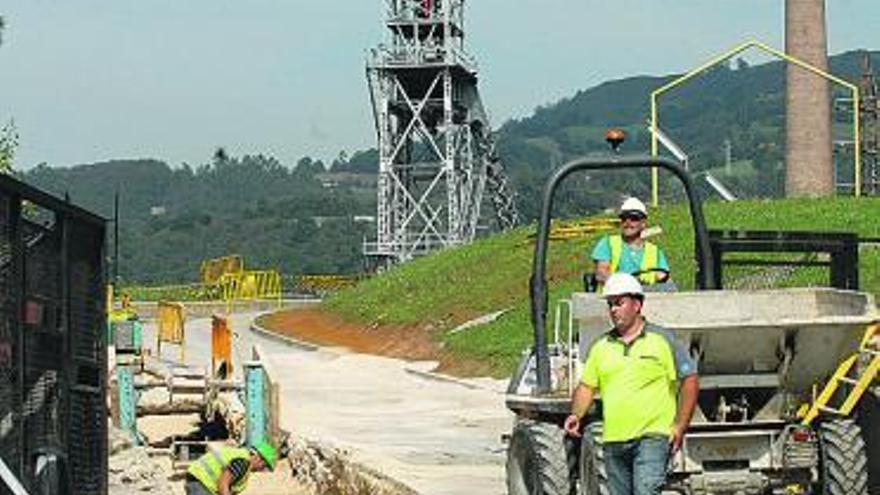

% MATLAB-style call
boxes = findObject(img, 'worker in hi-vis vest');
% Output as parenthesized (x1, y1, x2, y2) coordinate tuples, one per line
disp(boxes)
(185, 440, 277, 495)
(591, 197, 670, 287)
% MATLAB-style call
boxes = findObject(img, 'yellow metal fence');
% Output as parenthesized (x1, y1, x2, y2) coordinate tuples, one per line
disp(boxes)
(219, 270, 282, 307)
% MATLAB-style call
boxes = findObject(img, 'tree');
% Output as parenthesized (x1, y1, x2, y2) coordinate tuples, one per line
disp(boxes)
(0, 17, 16, 174)
(0, 120, 19, 174)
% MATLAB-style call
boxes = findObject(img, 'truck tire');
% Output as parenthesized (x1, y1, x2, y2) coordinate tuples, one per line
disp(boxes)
(817, 419, 869, 495)
(506, 419, 572, 495)
(578, 422, 609, 495)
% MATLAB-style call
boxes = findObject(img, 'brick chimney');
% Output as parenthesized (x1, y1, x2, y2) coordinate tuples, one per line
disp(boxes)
(785, 0, 833, 196)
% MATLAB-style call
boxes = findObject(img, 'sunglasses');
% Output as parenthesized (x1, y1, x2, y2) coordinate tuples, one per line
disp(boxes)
(619, 212, 646, 222)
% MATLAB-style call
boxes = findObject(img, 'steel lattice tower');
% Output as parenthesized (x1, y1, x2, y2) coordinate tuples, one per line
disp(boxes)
(364, 0, 517, 267)
(860, 54, 879, 194)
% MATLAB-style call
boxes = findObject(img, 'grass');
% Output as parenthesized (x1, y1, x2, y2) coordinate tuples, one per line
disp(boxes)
(120, 283, 220, 302)
(324, 197, 880, 377)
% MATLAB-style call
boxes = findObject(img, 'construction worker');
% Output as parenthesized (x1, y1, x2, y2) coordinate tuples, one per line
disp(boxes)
(564, 273, 699, 495)
(591, 197, 670, 288)
(185, 440, 277, 495)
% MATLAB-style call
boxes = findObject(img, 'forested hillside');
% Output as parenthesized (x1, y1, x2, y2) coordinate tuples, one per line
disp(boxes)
(24, 153, 374, 283)
(20, 49, 878, 284)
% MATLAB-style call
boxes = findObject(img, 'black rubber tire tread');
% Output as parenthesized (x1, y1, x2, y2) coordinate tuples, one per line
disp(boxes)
(817, 419, 869, 495)
(506, 419, 572, 495)
(578, 422, 609, 495)
(565, 433, 579, 495)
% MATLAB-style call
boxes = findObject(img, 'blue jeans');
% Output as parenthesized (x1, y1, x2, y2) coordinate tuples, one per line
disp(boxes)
(603, 436, 669, 495)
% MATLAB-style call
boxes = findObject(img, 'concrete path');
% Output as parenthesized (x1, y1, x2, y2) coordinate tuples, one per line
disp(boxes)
(142, 311, 511, 495)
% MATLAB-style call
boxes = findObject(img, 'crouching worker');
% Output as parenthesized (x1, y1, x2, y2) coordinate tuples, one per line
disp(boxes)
(185, 440, 277, 495)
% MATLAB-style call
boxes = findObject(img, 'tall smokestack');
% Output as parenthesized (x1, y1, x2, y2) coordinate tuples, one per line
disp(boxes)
(785, 0, 833, 196)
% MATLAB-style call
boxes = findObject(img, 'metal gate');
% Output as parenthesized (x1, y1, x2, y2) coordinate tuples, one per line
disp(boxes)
(0, 174, 106, 495)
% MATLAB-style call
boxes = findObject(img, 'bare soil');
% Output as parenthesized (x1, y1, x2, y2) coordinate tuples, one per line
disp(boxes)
(257, 308, 497, 377)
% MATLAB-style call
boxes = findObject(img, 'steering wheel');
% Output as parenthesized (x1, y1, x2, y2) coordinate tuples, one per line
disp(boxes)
(631, 268, 670, 278)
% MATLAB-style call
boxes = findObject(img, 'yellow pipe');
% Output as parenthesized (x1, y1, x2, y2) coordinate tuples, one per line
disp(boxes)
(649, 39, 862, 201)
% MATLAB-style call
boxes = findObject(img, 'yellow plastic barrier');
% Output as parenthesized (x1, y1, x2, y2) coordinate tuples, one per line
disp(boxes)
(200, 254, 244, 286)
(211, 314, 233, 379)
(157, 301, 186, 362)
(219, 270, 282, 311)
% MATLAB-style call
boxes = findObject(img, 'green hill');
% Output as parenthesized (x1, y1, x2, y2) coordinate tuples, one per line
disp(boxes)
(498, 49, 880, 218)
(18, 50, 879, 284)
(324, 197, 880, 376)
(23, 155, 374, 283)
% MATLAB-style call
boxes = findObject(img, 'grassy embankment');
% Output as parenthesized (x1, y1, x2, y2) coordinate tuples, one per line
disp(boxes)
(323, 197, 880, 377)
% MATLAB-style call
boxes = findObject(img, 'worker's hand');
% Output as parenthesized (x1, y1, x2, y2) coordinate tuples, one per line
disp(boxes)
(563, 414, 581, 437)
(668, 423, 686, 454)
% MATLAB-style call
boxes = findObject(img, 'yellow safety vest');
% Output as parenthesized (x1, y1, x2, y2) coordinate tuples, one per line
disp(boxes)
(187, 447, 251, 494)
(608, 235, 660, 285)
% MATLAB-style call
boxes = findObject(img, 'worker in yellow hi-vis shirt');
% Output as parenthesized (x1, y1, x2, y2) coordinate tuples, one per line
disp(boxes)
(590, 197, 670, 289)
(185, 440, 277, 495)
(564, 274, 699, 495)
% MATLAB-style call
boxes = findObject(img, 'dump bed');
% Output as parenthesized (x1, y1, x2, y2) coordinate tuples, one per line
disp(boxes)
(571, 288, 878, 395)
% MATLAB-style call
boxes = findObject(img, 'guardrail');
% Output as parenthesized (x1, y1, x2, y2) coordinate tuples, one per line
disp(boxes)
(122, 271, 364, 306)
(219, 270, 282, 311)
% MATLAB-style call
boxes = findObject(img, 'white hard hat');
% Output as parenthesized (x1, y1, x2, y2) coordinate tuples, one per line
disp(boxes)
(602, 273, 644, 298)
(619, 197, 647, 217)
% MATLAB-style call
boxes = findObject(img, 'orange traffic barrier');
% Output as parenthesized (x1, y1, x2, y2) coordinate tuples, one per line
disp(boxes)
(157, 301, 186, 362)
(212, 314, 233, 379)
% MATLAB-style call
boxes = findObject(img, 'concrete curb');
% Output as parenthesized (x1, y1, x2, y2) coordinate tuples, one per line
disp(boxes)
(249, 319, 321, 352)
(249, 317, 504, 393)
(402, 366, 503, 393)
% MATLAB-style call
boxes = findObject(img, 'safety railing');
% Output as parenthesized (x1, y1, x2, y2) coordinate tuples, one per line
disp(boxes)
(121, 282, 219, 302)
(218, 270, 282, 310)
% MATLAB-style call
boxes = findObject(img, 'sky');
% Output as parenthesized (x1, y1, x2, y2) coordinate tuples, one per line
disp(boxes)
(0, 0, 876, 170)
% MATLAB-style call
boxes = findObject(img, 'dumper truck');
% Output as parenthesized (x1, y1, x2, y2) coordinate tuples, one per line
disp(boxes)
(504, 155, 878, 494)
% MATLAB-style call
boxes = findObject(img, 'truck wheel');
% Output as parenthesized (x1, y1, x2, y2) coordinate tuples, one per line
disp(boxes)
(817, 419, 869, 495)
(578, 422, 609, 495)
(506, 419, 572, 495)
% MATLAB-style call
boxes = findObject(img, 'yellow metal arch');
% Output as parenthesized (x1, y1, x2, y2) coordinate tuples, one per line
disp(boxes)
(650, 39, 862, 205)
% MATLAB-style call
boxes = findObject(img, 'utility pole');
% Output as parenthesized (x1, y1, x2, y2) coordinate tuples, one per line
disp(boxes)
(724, 139, 732, 175)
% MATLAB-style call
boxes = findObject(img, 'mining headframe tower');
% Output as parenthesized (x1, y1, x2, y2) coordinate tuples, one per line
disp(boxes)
(364, 0, 518, 268)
